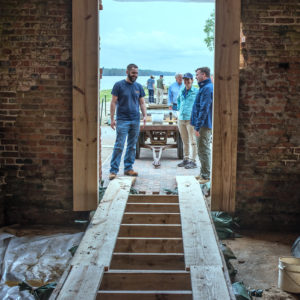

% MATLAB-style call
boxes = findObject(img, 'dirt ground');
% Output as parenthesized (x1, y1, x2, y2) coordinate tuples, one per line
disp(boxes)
(226, 231, 300, 299)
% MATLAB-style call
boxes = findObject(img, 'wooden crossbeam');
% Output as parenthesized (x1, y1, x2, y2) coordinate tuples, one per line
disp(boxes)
(110, 253, 185, 270)
(100, 271, 191, 290)
(118, 224, 182, 238)
(114, 238, 183, 253)
(97, 291, 192, 300)
(122, 212, 181, 224)
(126, 203, 180, 213)
(128, 195, 178, 203)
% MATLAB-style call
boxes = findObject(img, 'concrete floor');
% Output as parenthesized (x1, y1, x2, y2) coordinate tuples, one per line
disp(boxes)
(100, 124, 300, 299)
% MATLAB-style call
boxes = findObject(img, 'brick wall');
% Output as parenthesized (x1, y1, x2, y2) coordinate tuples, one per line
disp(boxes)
(237, 0, 300, 230)
(0, 0, 88, 225)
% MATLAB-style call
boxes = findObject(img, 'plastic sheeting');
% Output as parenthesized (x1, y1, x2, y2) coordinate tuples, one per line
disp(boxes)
(0, 232, 83, 300)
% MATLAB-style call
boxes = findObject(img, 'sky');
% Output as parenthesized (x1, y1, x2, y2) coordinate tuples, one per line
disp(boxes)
(100, 0, 215, 74)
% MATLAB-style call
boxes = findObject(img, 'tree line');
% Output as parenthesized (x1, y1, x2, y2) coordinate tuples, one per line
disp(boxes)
(102, 68, 175, 76)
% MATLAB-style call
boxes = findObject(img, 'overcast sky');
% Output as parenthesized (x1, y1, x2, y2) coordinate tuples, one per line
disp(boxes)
(100, 0, 215, 73)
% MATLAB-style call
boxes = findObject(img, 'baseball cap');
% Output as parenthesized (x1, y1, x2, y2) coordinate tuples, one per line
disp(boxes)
(183, 72, 193, 79)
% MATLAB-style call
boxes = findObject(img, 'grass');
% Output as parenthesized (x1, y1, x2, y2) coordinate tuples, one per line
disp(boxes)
(99, 84, 199, 103)
(100, 86, 150, 103)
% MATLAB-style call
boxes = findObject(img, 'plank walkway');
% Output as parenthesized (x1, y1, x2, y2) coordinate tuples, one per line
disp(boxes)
(50, 176, 234, 300)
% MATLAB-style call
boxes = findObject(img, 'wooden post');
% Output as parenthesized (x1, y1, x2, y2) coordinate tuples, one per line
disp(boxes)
(72, 0, 99, 211)
(211, 0, 241, 212)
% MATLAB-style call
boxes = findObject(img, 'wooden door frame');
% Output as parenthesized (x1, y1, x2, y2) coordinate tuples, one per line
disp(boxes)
(72, 0, 241, 212)
(72, 0, 99, 211)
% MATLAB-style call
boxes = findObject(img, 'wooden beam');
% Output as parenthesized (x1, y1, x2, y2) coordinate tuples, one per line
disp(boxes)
(71, 177, 134, 267)
(110, 253, 185, 270)
(128, 195, 179, 203)
(211, 0, 241, 212)
(100, 271, 191, 290)
(56, 265, 104, 300)
(118, 224, 182, 238)
(97, 291, 192, 300)
(176, 176, 223, 267)
(114, 238, 184, 253)
(73, 0, 99, 211)
(125, 203, 180, 213)
(190, 266, 230, 300)
(122, 213, 181, 224)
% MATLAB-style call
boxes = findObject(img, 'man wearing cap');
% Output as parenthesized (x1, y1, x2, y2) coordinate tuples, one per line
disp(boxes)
(191, 67, 213, 184)
(176, 73, 198, 169)
(168, 73, 183, 112)
(156, 75, 164, 104)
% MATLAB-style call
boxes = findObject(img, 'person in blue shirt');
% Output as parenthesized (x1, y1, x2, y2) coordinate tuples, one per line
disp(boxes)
(176, 73, 198, 169)
(190, 67, 213, 184)
(109, 64, 147, 180)
(168, 73, 183, 111)
(146, 75, 155, 103)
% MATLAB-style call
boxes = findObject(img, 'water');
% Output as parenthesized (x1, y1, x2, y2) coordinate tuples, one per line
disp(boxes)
(100, 75, 177, 90)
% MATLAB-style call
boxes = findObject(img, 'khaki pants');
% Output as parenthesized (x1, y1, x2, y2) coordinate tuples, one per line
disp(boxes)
(178, 120, 197, 162)
(196, 127, 212, 179)
(157, 88, 164, 104)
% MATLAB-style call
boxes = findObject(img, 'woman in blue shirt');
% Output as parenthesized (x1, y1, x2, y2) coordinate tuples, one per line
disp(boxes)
(177, 73, 198, 169)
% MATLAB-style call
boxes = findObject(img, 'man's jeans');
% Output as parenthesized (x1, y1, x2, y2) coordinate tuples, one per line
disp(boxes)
(110, 119, 140, 174)
(148, 89, 154, 103)
(196, 127, 212, 179)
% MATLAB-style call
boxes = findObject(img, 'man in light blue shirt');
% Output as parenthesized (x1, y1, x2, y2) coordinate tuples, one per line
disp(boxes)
(168, 73, 183, 111)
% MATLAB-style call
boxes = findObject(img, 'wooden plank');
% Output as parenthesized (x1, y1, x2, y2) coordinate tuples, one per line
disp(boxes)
(125, 203, 180, 213)
(118, 224, 182, 238)
(97, 291, 192, 300)
(176, 176, 223, 267)
(190, 266, 230, 300)
(211, 0, 241, 212)
(114, 238, 183, 253)
(73, 0, 99, 211)
(56, 265, 104, 300)
(122, 213, 181, 224)
(71, 177, 134, 267)
(100, 271, 191, 290)
(128, 195, 178, 203)
(49, 265, 72, 300)
(110, 253, 185, 270)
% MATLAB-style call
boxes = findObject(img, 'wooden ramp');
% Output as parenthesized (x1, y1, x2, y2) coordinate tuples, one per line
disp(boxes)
(50, 176, 234, 300)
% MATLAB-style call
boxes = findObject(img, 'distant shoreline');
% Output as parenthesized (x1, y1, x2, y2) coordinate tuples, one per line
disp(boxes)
(101, 68, 175, 76)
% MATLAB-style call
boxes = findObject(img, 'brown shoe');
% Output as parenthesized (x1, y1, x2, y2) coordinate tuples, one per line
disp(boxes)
(124, 170, 138, 177)
(109, 173, 117, 180)
(198, 178, 210, 184)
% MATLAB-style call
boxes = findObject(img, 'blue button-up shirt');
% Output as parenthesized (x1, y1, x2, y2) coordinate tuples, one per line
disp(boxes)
(168, 82, 183, 106)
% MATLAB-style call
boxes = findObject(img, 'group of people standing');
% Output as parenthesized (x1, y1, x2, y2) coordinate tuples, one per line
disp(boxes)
(146, 75, 165, 104)
(168, 69, 213, 184)
(108, 63, 213, 185)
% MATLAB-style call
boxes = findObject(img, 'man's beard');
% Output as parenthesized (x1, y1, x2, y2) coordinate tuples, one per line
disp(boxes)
(128, 74, 137, 83)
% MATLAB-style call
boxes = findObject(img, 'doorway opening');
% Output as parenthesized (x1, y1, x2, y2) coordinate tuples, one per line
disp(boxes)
(98, 0, 216, 199)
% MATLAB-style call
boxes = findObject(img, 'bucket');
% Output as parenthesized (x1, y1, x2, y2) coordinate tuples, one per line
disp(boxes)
(278, 256, 300, 293)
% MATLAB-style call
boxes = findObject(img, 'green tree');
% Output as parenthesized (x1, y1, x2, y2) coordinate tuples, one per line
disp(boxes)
(204, 10, 215, 52)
